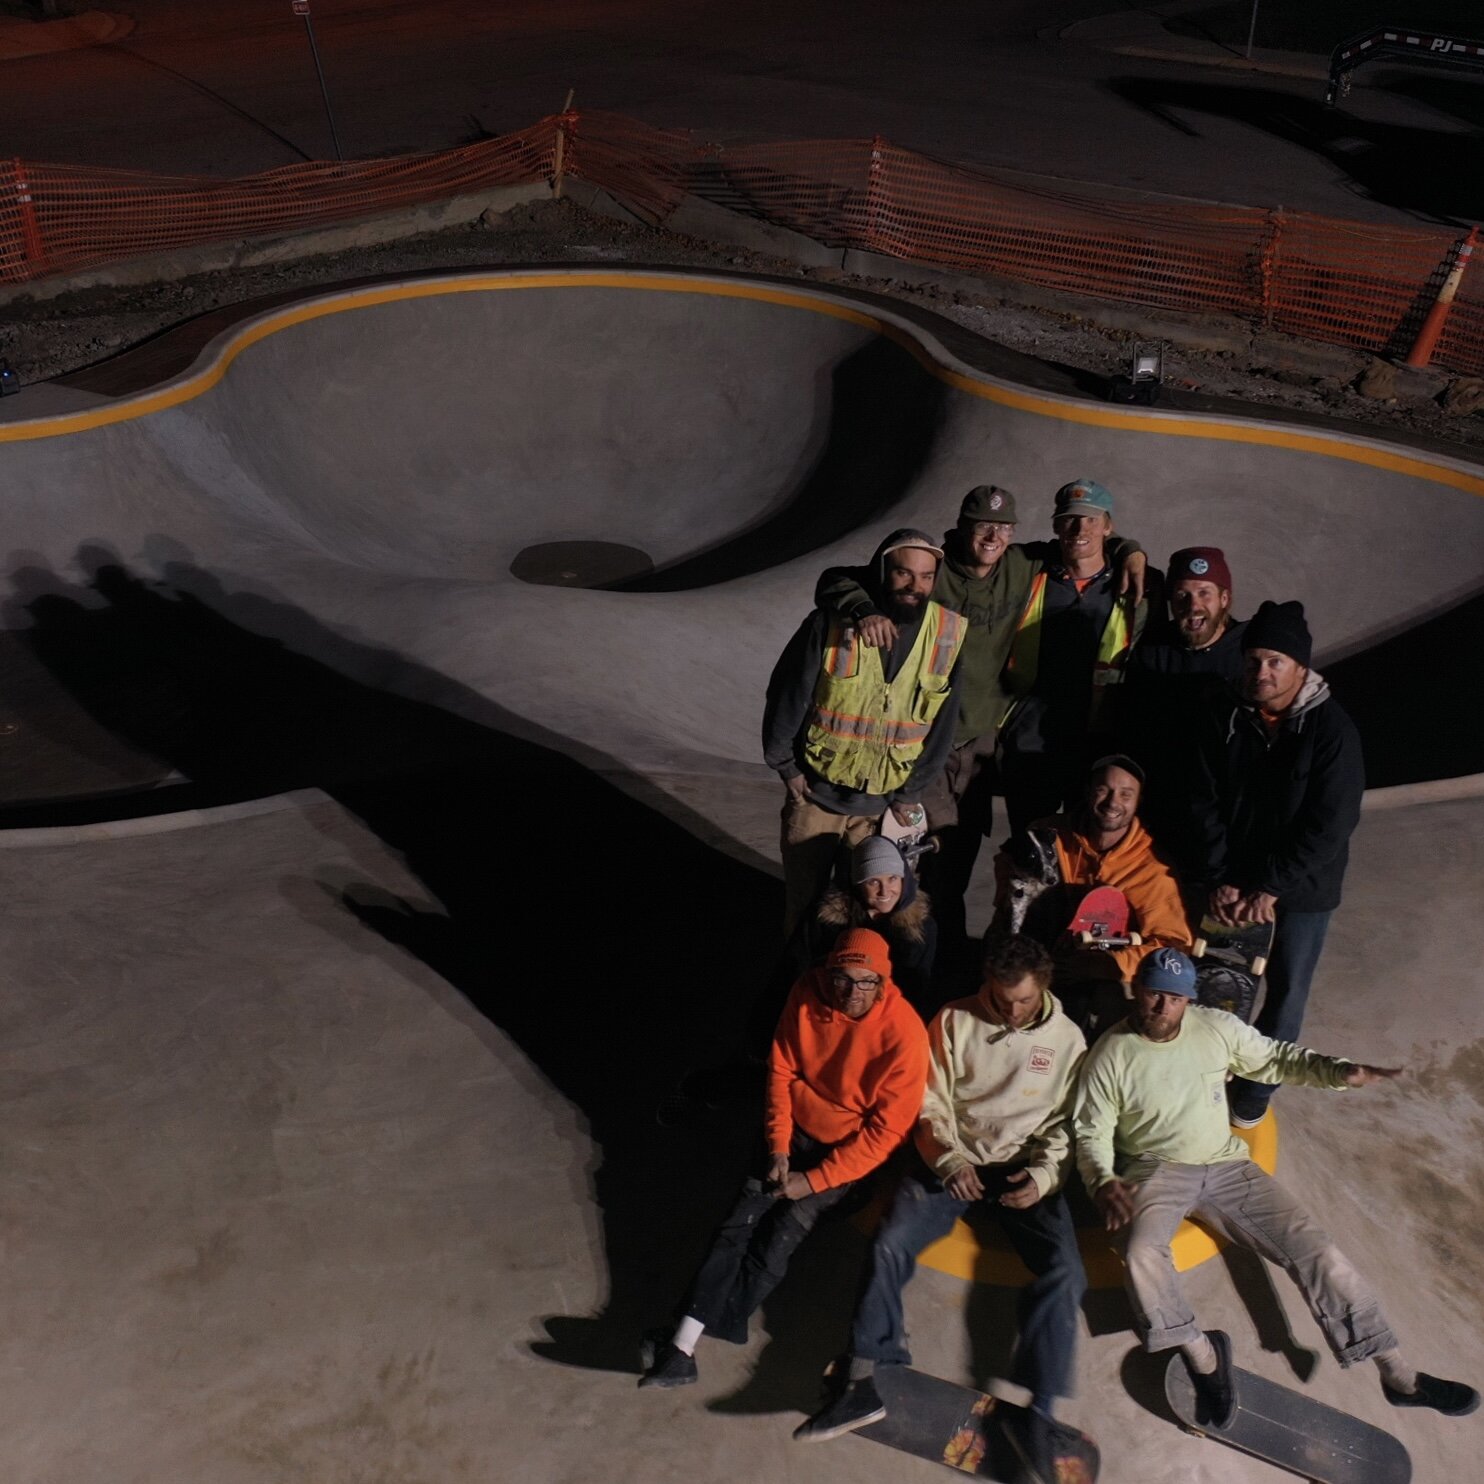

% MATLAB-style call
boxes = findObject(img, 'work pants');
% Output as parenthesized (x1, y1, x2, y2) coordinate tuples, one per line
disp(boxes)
(1122, 1159, 1397, 1365)
(780, 795, 877, 936)
(683, 1131, 853, 1342)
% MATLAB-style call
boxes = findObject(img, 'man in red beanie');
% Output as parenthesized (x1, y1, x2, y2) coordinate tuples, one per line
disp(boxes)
(1186, 600, 1365, 1128)
(1120, 547, 1246, 870)
(640, 928, 930, 1388)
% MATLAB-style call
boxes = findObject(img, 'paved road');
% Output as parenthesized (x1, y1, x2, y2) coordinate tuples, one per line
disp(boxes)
(3, 0, 1477, 223)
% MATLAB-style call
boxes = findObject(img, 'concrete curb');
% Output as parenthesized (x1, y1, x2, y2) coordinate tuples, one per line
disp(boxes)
(0, 8, 132, 61)
(1361, 773, 1484, 810)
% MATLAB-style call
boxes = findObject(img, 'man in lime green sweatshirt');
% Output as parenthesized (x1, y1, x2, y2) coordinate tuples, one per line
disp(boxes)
(1075, 948, 1478, 1427)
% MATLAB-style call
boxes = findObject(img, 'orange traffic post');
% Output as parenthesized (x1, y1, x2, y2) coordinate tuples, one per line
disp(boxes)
(11, 160, 45, 268)
(1405, 227, 1477, 370)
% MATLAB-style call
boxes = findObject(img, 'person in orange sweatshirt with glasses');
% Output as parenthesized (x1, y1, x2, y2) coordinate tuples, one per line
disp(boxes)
(640, 928, 930, 1389)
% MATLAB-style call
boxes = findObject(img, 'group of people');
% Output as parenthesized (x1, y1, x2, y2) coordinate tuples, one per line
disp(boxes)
(638, 478, 1476, 1482)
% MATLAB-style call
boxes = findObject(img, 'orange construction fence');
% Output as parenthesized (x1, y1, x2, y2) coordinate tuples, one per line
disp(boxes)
(1, 110, 1479, 380)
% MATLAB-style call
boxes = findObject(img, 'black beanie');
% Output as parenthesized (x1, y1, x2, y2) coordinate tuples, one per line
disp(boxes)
(1241, 600, 1312, 666)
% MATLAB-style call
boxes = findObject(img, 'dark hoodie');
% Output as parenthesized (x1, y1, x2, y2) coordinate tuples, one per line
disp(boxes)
(1188, 668, 1364, 913)
(763, 532, 963, 815)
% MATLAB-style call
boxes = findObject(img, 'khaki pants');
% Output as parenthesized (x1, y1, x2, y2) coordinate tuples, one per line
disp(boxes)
(780, 796, 877, 936)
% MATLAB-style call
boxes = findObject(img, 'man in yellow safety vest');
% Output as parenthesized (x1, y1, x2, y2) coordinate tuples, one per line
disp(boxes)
(764, 529, 968, 936)
(997, 479, 1150, 835)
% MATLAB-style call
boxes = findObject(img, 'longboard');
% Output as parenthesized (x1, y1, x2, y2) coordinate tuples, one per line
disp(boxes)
(880, 802, 938, 871)
(833, 1361, 1100, 1481)
(1164, 1352, 1410, 1483)
(1191, 914, 1275, 1023)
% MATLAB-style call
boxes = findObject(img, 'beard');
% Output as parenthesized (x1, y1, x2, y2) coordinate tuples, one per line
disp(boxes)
(885, 590, 926, 622)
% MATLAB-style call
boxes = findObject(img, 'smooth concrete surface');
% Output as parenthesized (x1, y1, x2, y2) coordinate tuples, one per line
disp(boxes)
(0, 269, 1481, 1481)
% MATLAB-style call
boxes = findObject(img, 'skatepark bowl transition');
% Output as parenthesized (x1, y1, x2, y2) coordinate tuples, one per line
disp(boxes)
(0, 267, 1482, 1484)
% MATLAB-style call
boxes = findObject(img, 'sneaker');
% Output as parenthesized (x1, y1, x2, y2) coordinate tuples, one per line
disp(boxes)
(1383, 1373, 1481, 1416)
(638, 1342, 698, 1389)
(1229, 1109, 1267, 1130)
(1188, 1329, 1236, 1429)
(1001, 1406, 1058, 1484)
(792, 1376, 886, 1441)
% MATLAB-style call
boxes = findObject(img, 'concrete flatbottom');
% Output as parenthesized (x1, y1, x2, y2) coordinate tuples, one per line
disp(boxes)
(0, 786, 1479, 1484)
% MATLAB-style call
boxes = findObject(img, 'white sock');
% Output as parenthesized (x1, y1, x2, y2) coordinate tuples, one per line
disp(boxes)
(1375, 1350, 1417, 1394)
(671, 1315, 705, 1357)
(1182, 1335, 1217, 1375)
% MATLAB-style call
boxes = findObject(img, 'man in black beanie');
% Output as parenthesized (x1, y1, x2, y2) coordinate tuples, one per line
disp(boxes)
(1186, 600, 1365, 1128)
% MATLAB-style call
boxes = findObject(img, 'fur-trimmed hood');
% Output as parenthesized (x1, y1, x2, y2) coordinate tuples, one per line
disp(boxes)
(815, 881, 933, 945)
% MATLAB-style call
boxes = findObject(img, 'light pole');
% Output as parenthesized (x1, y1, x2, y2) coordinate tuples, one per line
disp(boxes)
(293, 0, 343, 161)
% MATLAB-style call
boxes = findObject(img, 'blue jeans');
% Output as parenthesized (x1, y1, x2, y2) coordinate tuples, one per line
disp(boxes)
(1228, 908, 1332, 1120)
(850, 1161, 1086, 1401)
(683, 1131, 853, 1342)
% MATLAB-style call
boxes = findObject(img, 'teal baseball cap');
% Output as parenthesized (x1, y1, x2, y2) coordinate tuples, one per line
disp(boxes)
(1054, 478, 1114, 517)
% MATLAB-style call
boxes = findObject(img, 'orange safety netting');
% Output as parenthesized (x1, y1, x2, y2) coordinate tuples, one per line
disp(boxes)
(1, 110, 1479, 380)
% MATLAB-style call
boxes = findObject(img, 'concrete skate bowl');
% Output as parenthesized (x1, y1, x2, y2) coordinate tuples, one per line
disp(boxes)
(0, 268, 1481, 827)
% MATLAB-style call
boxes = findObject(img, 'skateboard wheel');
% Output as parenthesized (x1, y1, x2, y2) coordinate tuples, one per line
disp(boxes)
(1252, 956, 1268, 976)
(1077, 931, 1093, 946)
(1192, 937, 1208, 957)
(1129, 931, 1142, 946)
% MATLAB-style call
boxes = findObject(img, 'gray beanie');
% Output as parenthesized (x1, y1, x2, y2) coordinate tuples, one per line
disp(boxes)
(852, 836, 906, 883)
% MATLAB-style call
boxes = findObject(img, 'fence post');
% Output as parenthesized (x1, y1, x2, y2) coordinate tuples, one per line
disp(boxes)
(864, 135, 885, 254)
(11, 160, 45, 270)
(552, 90, 576, 199)
(1258, 206, 1284, 330)
(1405, 227, 1476, 370)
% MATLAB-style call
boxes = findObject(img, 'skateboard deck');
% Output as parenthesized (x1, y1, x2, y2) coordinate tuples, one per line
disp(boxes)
(880, 803, 938, 870)
(1164, 1353, 1410, 1483)
(831, 1362, 1100, 1481)
(1067, 885, 1142, 950)
(1191, 914, 1275, 1023)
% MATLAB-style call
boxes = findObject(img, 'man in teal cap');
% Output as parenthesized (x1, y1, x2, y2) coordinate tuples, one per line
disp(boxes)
(996, 478, 1151, 834)
(1075, 947, 1478, 1428)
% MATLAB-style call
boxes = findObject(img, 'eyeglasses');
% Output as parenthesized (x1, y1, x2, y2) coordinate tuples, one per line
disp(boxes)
(830, 972, 882, 992)
(969, 522, 1014, 538)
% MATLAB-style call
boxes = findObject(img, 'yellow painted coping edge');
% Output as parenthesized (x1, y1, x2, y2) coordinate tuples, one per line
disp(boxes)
(1, 269, 1482, 500)
(907, 1113, 1279, 1290)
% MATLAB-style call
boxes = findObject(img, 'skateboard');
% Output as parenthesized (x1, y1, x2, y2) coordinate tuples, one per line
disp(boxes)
(1067, 885, 1142, 950)
(825, 1361, 1100, 1481)
(880, 802, 939, 871)
(1190, 914, 1275, 1023)
(1165, 1352, 1411, 1483)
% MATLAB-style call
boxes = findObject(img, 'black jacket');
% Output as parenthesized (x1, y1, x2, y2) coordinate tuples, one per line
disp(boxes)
(1188, 670, 1364, 913)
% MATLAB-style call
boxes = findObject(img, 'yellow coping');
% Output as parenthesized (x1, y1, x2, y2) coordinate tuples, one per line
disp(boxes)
(2, 270, 1482, 501)
(909, 1114, 1279, 1290)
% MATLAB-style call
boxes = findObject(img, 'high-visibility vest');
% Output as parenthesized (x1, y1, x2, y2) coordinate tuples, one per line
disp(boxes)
(803, 602, 967, 795)
(1001, 573, 1133, 727)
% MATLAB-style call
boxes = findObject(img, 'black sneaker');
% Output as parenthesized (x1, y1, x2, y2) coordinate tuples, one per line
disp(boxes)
(1188, 1329, 1236, 1429)
(1383, 1372, 1480, 1416)
(792, 1376, 886, 1441)
(638, 1342, 698, 1389)
(1001, 1405, 1058, 1484)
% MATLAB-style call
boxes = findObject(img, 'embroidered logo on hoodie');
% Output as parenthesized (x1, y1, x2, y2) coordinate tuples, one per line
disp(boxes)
(1029, 1046, 1056, 1074)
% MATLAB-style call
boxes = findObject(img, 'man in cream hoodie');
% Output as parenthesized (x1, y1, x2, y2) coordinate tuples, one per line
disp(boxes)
(795, 933, 1087, 1483)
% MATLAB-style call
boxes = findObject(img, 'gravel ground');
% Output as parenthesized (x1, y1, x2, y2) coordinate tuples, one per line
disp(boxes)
(2, 195, 1481, 452)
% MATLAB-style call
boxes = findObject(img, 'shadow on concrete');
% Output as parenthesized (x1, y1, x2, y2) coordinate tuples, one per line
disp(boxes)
(1220, 1244, 1320, 1382)
(2, 543, 784, 1376)
(614, 336, 947, 591)
(1325, 587, 1484, 787)
(1107, 76, 1482, 226)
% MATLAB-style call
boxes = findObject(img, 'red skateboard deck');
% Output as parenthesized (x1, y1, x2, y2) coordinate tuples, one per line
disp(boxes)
(1067, 885, 1142, 950)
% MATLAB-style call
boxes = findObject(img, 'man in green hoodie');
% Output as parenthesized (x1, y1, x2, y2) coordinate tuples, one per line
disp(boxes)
(815, 486, 1147, 979)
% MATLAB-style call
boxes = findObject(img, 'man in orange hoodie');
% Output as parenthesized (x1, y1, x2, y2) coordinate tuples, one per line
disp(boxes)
(1005, 755, 1190, 1036)
(640, 929, 930, 1388)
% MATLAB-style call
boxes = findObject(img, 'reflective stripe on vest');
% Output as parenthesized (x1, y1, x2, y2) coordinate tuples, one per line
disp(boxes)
(803, 602, 966, 795)
(1001, 573, 1134, 725)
